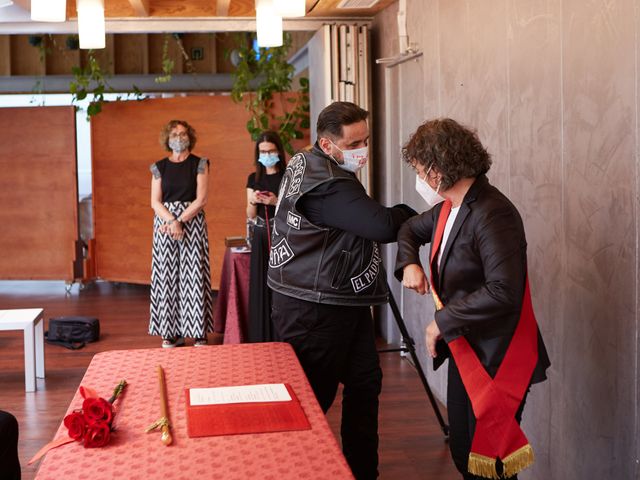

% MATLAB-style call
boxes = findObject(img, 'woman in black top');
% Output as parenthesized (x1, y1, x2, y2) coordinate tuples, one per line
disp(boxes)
(149, 120, 213, 348)
(245, 131, 286, 342)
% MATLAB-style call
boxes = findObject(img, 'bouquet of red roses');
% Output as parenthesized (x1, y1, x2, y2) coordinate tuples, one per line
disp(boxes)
(29, 380, 127, 464)
(63, 380, 127, 448)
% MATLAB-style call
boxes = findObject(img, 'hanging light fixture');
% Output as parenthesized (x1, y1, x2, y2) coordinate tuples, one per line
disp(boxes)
(274, 0, 305, 18)
(256, 0, 283, 48)
(77, 0, 105, 49)
(31, 0, 67, 22)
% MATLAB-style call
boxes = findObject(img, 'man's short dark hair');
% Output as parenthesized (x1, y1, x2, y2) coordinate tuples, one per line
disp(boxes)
(317, 101, 369, 140)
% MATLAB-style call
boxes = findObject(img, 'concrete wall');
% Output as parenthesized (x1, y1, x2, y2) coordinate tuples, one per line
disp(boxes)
(371, 1, 639, 479)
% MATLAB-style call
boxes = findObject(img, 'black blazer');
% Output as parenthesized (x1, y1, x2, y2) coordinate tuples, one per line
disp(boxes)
(395, 175, 550, 383)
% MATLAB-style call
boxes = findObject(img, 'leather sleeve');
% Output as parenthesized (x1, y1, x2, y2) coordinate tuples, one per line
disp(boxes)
(394, 209, 436, 281)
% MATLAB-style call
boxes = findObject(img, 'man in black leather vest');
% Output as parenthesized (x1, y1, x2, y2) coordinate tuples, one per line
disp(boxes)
(267, 102, 415, 479)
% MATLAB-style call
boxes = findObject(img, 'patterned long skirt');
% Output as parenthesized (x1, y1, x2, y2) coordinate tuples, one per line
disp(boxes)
(149, 201, 214, 339)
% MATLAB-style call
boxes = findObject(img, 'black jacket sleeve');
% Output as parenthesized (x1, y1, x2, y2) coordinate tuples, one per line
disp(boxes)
(394, 209, 436, 280)
(298, 179, 416, 243)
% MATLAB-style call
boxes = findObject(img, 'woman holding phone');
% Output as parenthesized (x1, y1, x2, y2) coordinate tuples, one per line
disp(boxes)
(246, 131, 286, 342)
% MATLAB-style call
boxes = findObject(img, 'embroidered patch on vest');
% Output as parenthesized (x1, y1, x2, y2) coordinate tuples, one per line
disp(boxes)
(274, 174, 289, 216)
(350, 244, 381, 293)
(269, 238, 295, 268)
(286, 211, 302, 230)
(285, 154, 306, 198)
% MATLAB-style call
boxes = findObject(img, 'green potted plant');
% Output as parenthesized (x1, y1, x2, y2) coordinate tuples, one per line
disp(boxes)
(230, 32, 310, 155)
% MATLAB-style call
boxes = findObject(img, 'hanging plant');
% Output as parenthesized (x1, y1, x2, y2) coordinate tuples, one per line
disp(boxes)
(66, 35, 80, 51)
(70, 51, 143, 119)
(28, 35, 48, 105)
(155, 33, 175, 83)
(229, 32, 310, 155)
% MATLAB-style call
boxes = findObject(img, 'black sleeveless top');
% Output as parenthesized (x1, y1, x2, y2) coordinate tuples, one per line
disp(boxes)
(150, 155, 208, 202)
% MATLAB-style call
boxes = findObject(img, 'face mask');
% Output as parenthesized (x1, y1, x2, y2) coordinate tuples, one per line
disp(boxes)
(258, 153, 280, 168)
(329, 141, 369, 173)
(415, 173, 445, 209)
(168, 137, 189, 153)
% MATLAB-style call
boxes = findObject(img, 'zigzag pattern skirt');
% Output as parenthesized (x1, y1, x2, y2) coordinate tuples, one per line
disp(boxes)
(149, 201, 214, 339)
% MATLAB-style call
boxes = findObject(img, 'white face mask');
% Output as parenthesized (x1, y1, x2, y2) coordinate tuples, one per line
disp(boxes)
(415, 172, 444, 209)
(329, 140, 369, 173)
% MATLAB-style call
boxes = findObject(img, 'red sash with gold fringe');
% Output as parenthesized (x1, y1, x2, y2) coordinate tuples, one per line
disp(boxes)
(430, 200, 538, 479)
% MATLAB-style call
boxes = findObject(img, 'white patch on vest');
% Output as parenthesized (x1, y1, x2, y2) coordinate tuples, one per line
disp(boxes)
(285, 154, 306, 198)
(274, 174, 289, 217)
(350, 244, 381, 293)
(286, 211, 302, 230)
(269, 238, 295, 268)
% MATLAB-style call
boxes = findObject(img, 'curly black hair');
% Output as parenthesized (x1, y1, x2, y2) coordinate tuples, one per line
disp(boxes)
(402, 118, 491, 190)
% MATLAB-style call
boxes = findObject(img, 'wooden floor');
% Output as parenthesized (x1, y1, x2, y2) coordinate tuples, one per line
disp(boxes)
(0, 280, 459, 480)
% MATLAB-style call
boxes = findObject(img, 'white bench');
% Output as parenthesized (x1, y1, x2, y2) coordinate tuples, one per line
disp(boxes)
(0, 308, 45, 392)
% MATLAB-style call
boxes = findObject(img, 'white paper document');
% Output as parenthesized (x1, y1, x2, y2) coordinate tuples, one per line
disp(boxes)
(189, 383, 292, 406)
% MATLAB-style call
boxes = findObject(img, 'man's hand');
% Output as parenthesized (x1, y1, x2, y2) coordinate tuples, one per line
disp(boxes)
(402, 264, 430, 295)
(425, 320, 441, 358)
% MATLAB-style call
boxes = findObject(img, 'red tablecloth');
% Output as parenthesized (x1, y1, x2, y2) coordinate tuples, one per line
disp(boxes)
(213, 248, 251, 344)
(34, 343, 353, 480)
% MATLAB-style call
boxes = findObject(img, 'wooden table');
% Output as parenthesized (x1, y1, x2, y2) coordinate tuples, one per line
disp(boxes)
(0, 308, 45, 392)
(34, 343, 353, 479)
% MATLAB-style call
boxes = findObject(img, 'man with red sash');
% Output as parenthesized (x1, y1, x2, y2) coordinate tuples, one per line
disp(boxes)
(395, 119, 550, 479)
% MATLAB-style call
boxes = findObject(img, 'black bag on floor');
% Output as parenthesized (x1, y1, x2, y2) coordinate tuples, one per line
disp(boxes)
(45, 316, 100, 350)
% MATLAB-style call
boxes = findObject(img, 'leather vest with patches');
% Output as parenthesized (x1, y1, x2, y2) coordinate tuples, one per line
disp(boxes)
(267, 147, 388, 306)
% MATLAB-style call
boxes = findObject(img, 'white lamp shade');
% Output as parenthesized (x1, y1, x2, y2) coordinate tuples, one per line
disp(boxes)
(31, 0, 67, 22)
(256, 4, 283, 48)
(77, 0, 105, 49)
(274, 0, 305, 18)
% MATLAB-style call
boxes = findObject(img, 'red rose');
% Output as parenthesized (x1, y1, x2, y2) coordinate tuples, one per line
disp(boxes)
(63, 412, 86, 440)
(82, 398, 113, 425)
(83, 421, 111, 448)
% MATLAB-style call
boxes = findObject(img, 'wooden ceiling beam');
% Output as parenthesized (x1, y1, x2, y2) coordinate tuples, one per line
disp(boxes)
(216, 0, 231, 16)
(127, 0, 149, 17)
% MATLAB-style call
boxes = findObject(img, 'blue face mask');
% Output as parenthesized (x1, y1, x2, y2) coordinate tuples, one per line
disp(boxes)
(258, 153, 280, 168)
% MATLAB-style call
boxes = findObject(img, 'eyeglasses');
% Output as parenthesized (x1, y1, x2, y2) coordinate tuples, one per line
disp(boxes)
(169, 132, 188, 139)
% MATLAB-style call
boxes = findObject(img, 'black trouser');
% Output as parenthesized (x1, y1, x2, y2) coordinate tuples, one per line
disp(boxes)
(271, 292, 382, 480)
(447, 360, 527, 480)
(0, 411, 20, 480)
(248, 226, 274, 342)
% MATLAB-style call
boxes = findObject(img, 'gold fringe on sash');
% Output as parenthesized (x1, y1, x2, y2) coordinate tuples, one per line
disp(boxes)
(468, 453, 499, 479)
(501, 444, 535, 478)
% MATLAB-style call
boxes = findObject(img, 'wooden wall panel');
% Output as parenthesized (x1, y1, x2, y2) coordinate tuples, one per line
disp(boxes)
(10, 35, 45, 76)
(0, 106, 78, 281)
(91, 95, 309, 290)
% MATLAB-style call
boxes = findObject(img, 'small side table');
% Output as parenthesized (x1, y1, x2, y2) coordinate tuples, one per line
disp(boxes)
(0, 308, 45, 392)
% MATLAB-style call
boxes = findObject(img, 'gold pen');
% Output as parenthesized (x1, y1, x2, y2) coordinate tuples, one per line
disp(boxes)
(145, 364, 172, 445)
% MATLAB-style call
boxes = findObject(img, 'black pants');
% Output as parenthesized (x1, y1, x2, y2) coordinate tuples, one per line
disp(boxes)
(248, 226, 274, 342)
(271, 292, 382, 480)
(0, 411, 20, 480)
(447, 360, 527, 480)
